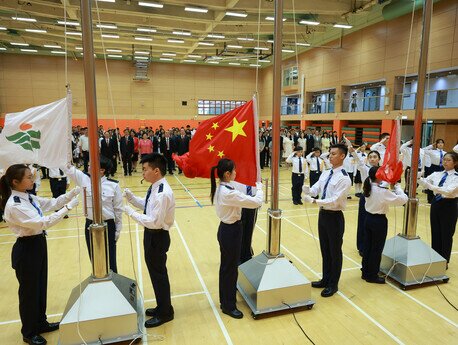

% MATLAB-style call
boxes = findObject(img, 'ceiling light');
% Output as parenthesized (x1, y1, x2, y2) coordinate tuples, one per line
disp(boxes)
(265, 16, 286, 21)
(134, 56, 149, 60)
(160, 57, 173, 61)
(229, 62, 240, 66)
(267, 39, 274, 43)
(137, 27, 157, 33)
(207, 61, 219, 64)
(97, 0, 115, 2)
(0, 47, 6, 51)
(207, 34, 225, 39)
(188, 54, 201, 58)
(25, 29, 47, 33)
(11, 42, 29, 46)
(227, 45, 242, 49)
(295, 42, 310, 46)
(254, 47, 269, 51)
(237, 37, 254, 41)
(66, 31, 82, 36)
(209, 56, 222, 60)
(259, 59, 270, 63)
(282, 49, 295, 53)
(225, 11, 247, 18)
(75, 46, 83, 50)
(172, 31, 191, 36)
(184, 6, 208, 13)
(139, 1, 163, 8)
(250, 64, 261, 67)
(106, 48, 122, 52)
(168, 39, 184, 43)
(198, 42, 214, 46)
(334, 24, 352, 29)
(96, 23, 117, 29)
(108, 54, 123, 58)
(101, 34, 119, 38)
(135, 51, 149, 55)
(162, 52, 176, 56)
(135, 36, 153, 41)
(0, 27, 7, 30)
(44, 44, 61, 48)
(51, 51, 66, 54)
(183, 59, 196, 62)
(240, 58, 249, 61)
(21, 48, 37, 52)
(12, 17, 36, 22)
(57, 20, 79, 26)
(299, 20, 320, 26)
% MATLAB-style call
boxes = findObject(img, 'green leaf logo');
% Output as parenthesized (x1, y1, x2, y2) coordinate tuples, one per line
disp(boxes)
(6, 125, 41, 152)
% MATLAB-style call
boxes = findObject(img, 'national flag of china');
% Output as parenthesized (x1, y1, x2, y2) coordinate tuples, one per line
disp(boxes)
(376, 119, 403, 183)
(173, 99, 259, 185)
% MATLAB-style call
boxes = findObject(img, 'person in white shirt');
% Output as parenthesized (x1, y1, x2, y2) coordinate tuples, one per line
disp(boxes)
(453, 143, 458, 154)
(352, 144, 367, 197)
(286, 146, 309, 205)
(0, 164, 79, 345)
(306, 148, 324, 195)
(343, 152, 356, 199)
(48, 168, 70, 217)
(63, 157, 123, 274)
(303, 144, 352, 297)
(423, 139, 446, 203)
(400, 139, 425, 194)
(124, 153, 175, 328)
(78, 128, 90, 173)
(361, 166, 408, 284)
(210, 158, 263, 319)
(418, 151, 458, 265)
(371, 132, 390, 162)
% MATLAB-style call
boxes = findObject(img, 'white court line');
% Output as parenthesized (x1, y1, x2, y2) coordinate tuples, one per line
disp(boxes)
(255, 224, 405, 345)
(174, 220, 233, 345)
(284, 217, 458, 328)
(144, 291, 205, 303)
(173, 175, 203, 207)
(452, 251, 458, 255)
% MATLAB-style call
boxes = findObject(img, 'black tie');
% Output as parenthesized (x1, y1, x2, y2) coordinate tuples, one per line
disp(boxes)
(144, 186, 152, 214)
(316, 157, 320, 173)
(298, 157, 302, 173)
(59, 169, 64, 176)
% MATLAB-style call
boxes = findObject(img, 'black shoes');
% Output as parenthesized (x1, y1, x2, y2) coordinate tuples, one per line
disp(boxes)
(40, 322, 59, 333)
(144, 313, 174, 328)
(321, 287, 338, 297)
(365, 276, 385, 284)
(145, 306, 174, 317)
(221, 308, 243, 319)
(23, 335, 46, 345)
(293, 200, 303, 205)
(311, 280, 327, 288)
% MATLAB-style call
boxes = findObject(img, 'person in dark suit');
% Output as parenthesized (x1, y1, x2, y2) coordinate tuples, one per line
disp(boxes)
(100, 131, 118, 176)
(305, 129, 314, 155)
(163, 131, 175, 174)
(175, 128, 190, 174)
(120, 129, 134, 176)
(331, 131, 339, 146)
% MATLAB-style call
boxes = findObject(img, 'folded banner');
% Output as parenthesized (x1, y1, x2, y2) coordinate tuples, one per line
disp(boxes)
(0, 94, 72, 169)
(376, 119, 403, 183)
(173, 98, 259, 186)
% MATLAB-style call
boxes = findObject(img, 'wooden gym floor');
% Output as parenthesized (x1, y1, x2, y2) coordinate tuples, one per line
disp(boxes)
(0, 166, 457, 345)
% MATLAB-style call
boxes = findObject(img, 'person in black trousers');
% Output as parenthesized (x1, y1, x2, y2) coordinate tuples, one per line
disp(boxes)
(100, 131, 118, 176)
(120, 129, 134, 176)
(175, 128, 190, 174)
(163, 131, 175, 175)
(419, 152, 458, 266)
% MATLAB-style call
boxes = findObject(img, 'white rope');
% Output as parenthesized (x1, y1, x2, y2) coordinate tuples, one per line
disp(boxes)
(63, 0, 68, 87)
(254, 0, 262, 94)
(291, 0, 300, 81)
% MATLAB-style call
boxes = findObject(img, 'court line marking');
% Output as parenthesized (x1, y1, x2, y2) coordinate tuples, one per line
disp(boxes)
(283, 216, 458, 329)
(174, 175, 203, 207)
(173, 220, 233, 345)
(255, 224, 405, 345)
(134, 223, 147, 343)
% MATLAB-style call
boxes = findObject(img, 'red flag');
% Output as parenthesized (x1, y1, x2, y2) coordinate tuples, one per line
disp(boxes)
(376, 119, 403, 183)
(173, 99, 259, 185)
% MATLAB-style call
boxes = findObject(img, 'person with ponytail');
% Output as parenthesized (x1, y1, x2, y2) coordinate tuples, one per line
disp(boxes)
(418, 152, 458, 266)
(362, 166, 407, 284)
(210, 158, 263, 319)
(0, 164, 80, 345)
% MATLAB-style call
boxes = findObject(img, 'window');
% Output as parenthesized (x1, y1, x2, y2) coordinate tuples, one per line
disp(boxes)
(282, 66, 298, 87)
(198, 99, 247, 115)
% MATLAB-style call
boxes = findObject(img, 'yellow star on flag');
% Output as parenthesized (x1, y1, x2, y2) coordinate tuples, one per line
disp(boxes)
(212, 122, 219, 130)
(217, 150, 225, 158)
(225, 118, 247, 142)
(208, 145, 215, 153)
(206, 133, 213, 141)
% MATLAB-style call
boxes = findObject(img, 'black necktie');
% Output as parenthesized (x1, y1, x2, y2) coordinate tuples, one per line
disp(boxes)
(316, 157, 320, 173)
(298, 157, 302, 173)
(59, 169, 64, 176)
(321, 170, 334, 199)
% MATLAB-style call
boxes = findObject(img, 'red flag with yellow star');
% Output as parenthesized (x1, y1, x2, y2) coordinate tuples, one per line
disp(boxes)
(172, 99, 259, 185)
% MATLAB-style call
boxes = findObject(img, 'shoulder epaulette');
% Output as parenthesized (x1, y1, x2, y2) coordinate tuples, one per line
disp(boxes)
(224, 185, 234, 190)
(455, 172, 458, 176)
(158, 183, 164, 193)
(377, 184, 388, 189)
(107, 178, 119, 183)
(13, 196, 21, 203)
(83, 172, 91, 177)
(341, 169, 348, 176)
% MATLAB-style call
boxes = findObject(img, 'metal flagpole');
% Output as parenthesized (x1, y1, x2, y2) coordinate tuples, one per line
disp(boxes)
(59, 1, 142, 343)
(237, 0, 314, 317)
(380, 0, 448, 288)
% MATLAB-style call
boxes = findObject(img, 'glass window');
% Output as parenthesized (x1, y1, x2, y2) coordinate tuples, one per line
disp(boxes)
(197, 99, 247, 115)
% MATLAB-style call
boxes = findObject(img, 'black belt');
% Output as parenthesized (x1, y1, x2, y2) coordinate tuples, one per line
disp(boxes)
(145, 228, 165, 233)
(221, 220, 241, 226)
(311, 170, 321, 173)
(294, 173, 304, 176)
(18, 232, 46, 240)
(367, 213, 386, 217)
(319, 208, 342, 213)
(50, 177, 64, 181)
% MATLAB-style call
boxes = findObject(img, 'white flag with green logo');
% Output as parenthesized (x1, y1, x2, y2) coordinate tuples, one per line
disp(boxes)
(0, 94, 72, 169)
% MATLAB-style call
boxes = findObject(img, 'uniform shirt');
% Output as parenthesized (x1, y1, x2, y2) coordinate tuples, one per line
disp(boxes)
(423, 145, 445, 166)
(64, 166, 123, 235)
(286, 153, 309, 175)
(343, 154, 356, 174)
(365, 183, 408, 214)
(400, 142, 425, 170)
(454, 144, 458, 154)
(424, 170, 458, 199)
(305, 152, 324, 172)
(320, 152, 332, 170)
(308, 166, 352, 211)
(215, 182, 263, 224)
(79, 135, 89, 151)
(129, 178, 175, 230)
(232, 181, 258, 196)
(4, 190, 70, 237)
(353, 152, 371, 181)
(371, 141, 386, 162)
(48, 168, 70, 186)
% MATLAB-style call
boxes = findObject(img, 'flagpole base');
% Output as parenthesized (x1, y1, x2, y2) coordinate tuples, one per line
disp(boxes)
(380, 234, 449, 289)
(237, 251, 315, 318)
(59, 273, 142, 345)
